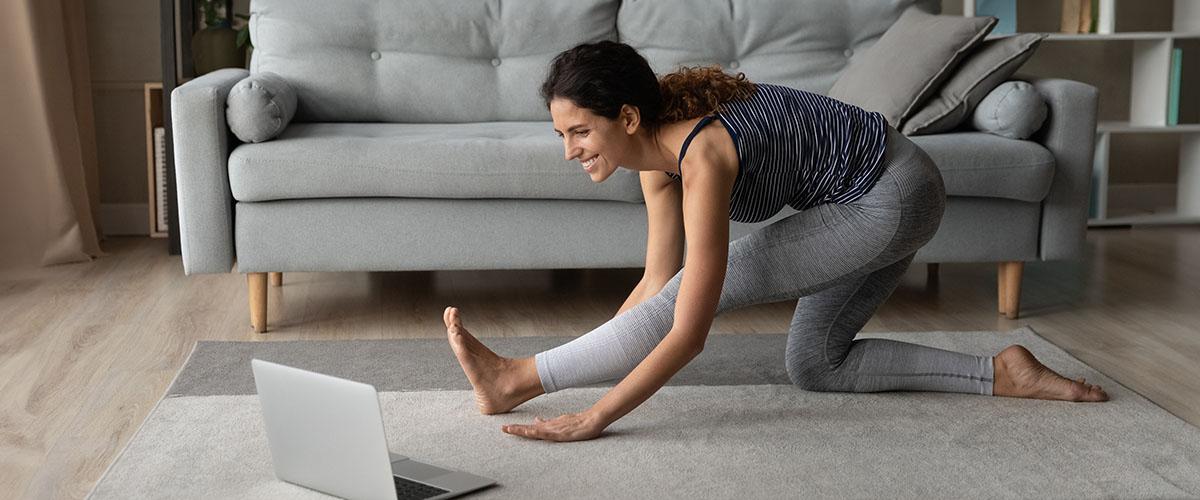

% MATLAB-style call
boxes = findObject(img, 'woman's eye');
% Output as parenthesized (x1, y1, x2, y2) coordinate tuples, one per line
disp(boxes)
(579, 131, 589, 137)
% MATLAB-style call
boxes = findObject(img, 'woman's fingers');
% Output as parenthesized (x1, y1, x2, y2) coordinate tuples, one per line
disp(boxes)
(503, 423, 532, 436)
(504, 424, 547, 440)
(503, 418, 568, 441)
(502, 414, 596, 442)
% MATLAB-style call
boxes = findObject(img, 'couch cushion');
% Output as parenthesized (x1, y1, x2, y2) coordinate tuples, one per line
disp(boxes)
(902, 34, 1045, 135)
(228, 127, 1050, 205)
(971, 80, 1049, 140)
(228, 122, 643, 203)
(249, 0, 619, 123)
(618, 0, 939, 94)
(225, 72, 297, 143)
(828, 9, 997, 128)
(910, 132, 1054, 202)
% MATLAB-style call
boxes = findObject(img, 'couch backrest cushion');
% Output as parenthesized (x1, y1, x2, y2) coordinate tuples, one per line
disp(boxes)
(249, 0, 619, 122)
(617, 0, 939, 95)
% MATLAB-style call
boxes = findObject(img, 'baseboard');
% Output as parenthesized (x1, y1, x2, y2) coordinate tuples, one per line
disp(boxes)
(100, 203, 149, 236)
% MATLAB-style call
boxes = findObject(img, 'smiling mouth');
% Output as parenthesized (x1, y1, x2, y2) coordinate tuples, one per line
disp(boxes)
(582, 156, 598, 170)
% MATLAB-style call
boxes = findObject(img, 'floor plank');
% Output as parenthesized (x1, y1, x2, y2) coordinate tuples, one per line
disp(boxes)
(1, 226, 1198, 499)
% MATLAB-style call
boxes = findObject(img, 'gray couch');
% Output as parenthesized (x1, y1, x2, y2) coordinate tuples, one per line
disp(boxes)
(172, 0, 1097, 332)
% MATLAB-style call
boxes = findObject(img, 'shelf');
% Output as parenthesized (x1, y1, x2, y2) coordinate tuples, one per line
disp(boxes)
(1097, 121, 1200, 133)
(1008, 31, 1200, 41)
(1088, 213, 1200, 226)
(966, 0, 1200, 227)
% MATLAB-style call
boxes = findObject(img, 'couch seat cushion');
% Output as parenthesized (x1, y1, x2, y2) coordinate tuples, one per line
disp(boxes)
(910, 132, 1054, 202)
(228, 122, 643, 203)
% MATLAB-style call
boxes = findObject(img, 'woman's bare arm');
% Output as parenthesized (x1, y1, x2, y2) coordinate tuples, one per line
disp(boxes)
(614, 171, 685, 318)
(589, 144, 735, 428)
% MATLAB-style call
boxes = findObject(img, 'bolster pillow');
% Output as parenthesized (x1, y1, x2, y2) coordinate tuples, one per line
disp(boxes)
(225, 72, 297, 143)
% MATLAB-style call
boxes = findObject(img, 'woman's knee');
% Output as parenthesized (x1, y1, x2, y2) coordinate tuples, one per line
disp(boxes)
(786, 354, 840, 392)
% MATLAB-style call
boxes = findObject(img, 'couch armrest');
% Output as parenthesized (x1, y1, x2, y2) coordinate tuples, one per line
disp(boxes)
(171, 68, 249, 274)
(1019, 75, 1099, 261)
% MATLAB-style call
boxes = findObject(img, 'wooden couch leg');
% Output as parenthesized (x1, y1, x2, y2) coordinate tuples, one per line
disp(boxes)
(926, 263, 939, 287)
(269, 272, 282, 287)
(248, 273, 268, 333)
(997, 263, 1008, 314)
(998, 261, 1024, 319)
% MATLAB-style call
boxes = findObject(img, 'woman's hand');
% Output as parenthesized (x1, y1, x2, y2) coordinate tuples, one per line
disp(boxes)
(501, 411, 605, 442)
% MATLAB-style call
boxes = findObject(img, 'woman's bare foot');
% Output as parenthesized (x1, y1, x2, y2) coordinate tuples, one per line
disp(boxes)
(993, 345, 1109, 402)
(443, 306, 544, 414)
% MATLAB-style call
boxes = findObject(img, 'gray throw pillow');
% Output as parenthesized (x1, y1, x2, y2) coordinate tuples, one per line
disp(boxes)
(971, 80, 1047, 139)
(226, 72, 297, 143)
(902, 34, 1045, 135)
(827, 8, 997, 128)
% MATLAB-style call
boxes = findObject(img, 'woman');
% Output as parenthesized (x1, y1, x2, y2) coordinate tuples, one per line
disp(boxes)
(442, 41, 1108, 443)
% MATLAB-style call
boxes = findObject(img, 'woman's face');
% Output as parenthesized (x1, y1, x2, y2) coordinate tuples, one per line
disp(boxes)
(550, 98, 636, 183)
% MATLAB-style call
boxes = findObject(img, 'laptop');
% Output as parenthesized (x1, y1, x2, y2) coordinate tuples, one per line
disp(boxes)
(251, 359, 497, 500)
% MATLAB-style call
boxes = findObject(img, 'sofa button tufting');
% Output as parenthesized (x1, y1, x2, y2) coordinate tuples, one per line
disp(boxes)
(370, 51, 381, 60)
(491, 58, 501, 67)
(843, 48, 853, 58)
(729, 60, 739, 69)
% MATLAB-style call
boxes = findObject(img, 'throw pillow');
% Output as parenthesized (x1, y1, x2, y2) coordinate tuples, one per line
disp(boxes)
(971, 80, 1048, 139)
(902, 33, 1046, 135)
(226, 72, 297, 143)
(827, 8, 997, 128)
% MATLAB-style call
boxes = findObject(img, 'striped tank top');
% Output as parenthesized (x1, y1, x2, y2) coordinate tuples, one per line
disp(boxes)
(665, 83, 889, 223)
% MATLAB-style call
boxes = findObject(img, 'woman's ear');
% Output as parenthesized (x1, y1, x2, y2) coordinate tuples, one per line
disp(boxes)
(621, 104, 642, 135)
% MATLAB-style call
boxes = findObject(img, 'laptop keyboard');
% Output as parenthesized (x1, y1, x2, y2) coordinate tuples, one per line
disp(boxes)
(394, 475, 451, 499)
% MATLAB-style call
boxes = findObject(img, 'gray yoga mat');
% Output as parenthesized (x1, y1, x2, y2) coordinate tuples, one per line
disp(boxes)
(88, 326, 1200, 499)
(166, 332, 794, 397)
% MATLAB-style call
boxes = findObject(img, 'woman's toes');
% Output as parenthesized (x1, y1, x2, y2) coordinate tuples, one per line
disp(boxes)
(1071, 379, 1109, 402)
(444, 306, 467, 335)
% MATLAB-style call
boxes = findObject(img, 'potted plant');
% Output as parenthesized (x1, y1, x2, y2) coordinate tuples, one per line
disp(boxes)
(192, 0, 243, 74)
(235, 13, 253, 69)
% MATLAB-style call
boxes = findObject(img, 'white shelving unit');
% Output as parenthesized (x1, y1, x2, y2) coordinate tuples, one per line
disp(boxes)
(963, 0, 1200, 227)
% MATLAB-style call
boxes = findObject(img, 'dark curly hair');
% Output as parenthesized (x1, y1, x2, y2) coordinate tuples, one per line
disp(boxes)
(539, 41, 757, 131)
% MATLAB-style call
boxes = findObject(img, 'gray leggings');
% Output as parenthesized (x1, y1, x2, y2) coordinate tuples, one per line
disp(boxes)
(535, 125, 995, 396)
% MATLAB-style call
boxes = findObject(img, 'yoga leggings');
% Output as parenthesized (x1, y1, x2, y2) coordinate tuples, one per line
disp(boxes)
(534, 125, 995, 396)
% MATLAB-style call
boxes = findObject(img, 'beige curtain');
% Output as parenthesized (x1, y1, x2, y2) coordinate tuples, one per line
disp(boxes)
(0, 0, 105, 272)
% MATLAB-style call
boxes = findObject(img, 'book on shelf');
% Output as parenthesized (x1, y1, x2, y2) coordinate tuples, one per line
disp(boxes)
(975, 0, 1016, 35)
(1060, 0, 1082, 34)
(1080, 0, 1093, 33)
(1060, 0, 1104, 34)
(1168, 47, 1182, 126)
(1057, 0, 1115, 34)
(1096, 0, 1114, 34)
(1088, 176, 1099, 219)
(1180, 40, 1200, 124)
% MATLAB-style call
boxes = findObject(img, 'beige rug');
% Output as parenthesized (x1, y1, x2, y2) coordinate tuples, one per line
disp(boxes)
(87, 326, 1200, 499)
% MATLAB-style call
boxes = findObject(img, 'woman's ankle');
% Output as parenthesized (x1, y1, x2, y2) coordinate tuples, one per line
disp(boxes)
(508, 356, 545, 399)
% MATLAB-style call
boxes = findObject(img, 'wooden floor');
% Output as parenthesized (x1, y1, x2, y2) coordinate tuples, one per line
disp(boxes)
(2, 227, 1199, 499)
